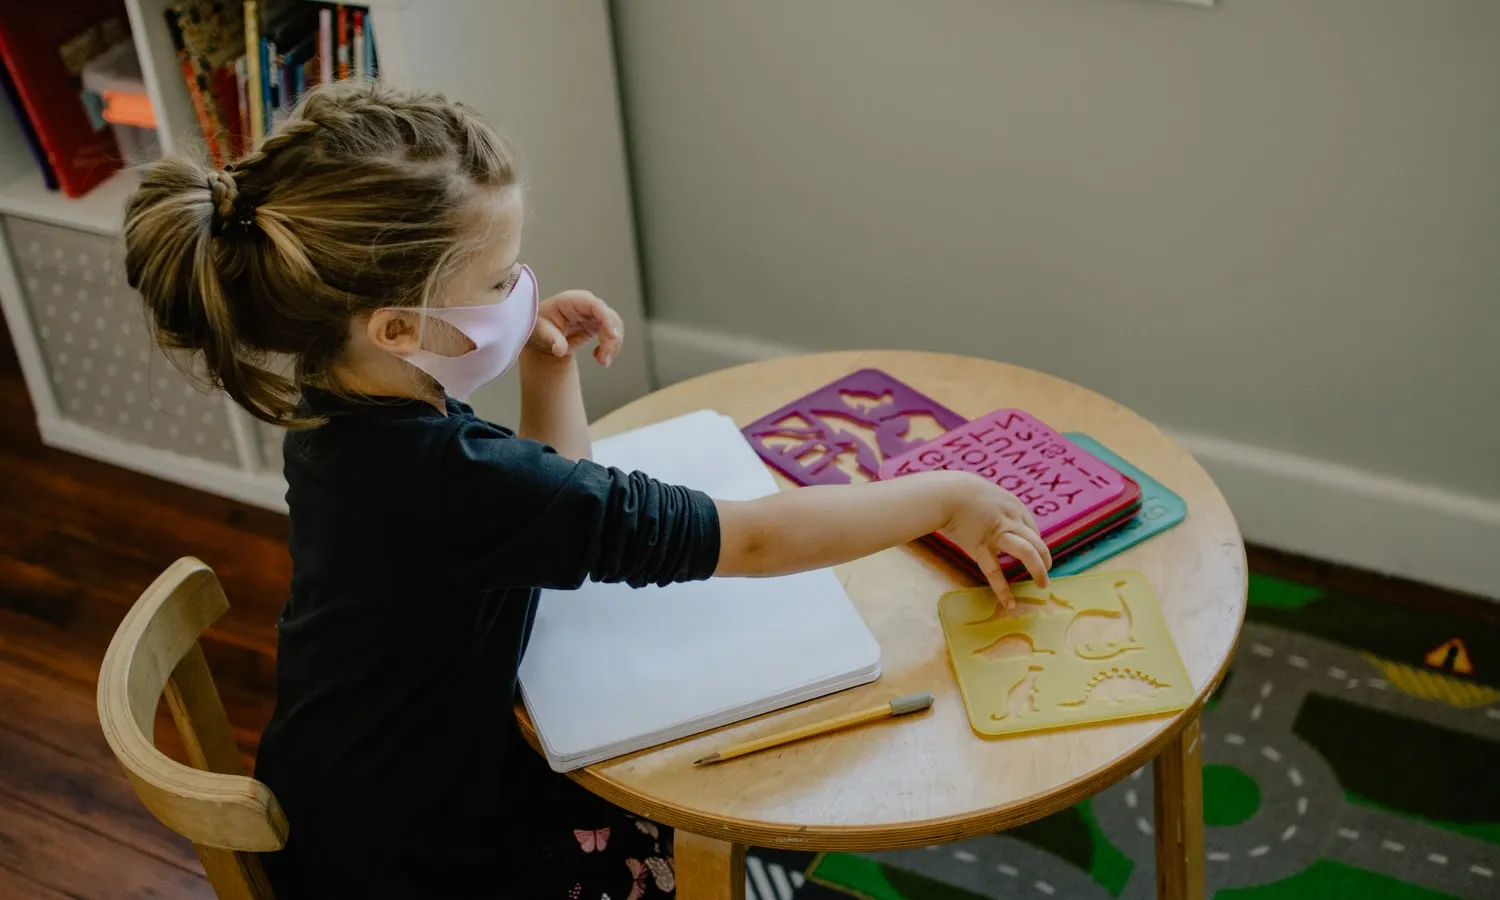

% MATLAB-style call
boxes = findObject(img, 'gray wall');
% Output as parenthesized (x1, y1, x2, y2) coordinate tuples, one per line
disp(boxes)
(613, 0, 1500, 500)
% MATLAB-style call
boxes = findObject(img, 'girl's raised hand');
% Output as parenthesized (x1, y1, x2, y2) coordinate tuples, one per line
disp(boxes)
(529, 290, 625, 366)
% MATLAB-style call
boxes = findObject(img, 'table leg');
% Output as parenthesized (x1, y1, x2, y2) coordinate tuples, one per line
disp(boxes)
(1153, 712, 1205, 900)
(675, 830, 746, 900)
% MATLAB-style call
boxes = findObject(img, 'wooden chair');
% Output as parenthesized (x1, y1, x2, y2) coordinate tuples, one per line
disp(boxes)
(97, 557, 287, 900)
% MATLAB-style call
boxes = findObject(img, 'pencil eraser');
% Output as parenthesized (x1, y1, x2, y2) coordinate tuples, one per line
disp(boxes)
(890, 692, 935, 715)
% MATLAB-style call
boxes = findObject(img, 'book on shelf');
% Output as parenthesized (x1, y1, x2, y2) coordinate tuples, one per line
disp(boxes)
(0, 2, 128, 198)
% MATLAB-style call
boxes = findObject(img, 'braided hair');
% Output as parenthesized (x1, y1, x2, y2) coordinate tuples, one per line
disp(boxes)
(123, 81, 519, 427)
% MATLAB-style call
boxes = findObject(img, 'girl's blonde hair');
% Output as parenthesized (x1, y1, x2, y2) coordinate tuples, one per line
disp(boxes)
(123, 81, 518, 428)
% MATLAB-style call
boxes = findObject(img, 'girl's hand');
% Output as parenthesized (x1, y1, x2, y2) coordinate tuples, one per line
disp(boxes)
(939, 477, 1052, 608)
(528, 290, 625, 366)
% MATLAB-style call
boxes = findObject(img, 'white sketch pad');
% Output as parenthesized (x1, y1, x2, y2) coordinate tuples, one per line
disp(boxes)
(518, 410, 883, 771)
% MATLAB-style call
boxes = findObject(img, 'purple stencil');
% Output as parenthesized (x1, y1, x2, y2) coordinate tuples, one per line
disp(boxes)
(742, 368, 969, 486)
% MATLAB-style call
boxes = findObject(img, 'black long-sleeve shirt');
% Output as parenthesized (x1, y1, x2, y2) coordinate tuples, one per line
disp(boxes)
(254, 391, 721, 897)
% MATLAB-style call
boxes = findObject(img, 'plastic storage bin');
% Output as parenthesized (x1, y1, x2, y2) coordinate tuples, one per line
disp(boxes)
(80, 40, 161, 167)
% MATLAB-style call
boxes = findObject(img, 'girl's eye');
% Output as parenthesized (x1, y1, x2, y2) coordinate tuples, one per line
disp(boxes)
(495, 269, 521, 293)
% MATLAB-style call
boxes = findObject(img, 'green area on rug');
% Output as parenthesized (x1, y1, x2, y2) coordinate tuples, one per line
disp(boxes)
(1345, 791, 1500, 848)
(1079, 799, 1134, 895)
(1247, 573, 1324, 610)
(1204, 764, 1261, 827)
(808, 853, 989, 900)
(1214, 859, 1461, 900)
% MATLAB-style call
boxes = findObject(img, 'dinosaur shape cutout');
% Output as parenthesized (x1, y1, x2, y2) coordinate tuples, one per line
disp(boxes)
(972, 632, 1054, 661)
(991, 665, 1045, 720)
(1066, 580, 1145, 660)
(965, 592, 1073, 626)
(1058, 666, 1170, 707)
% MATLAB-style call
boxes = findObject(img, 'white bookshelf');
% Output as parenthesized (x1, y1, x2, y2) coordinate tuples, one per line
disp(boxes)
(0, 0, 651, 512)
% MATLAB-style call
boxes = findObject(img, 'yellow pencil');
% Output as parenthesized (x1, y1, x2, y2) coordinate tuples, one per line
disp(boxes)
(693, 692, 934, 766)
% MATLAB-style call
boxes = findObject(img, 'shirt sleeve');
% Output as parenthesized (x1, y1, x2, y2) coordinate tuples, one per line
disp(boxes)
(439, 417, 722, 592)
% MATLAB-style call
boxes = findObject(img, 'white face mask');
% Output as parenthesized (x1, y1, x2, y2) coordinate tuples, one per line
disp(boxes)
(390, 265, 539, 402)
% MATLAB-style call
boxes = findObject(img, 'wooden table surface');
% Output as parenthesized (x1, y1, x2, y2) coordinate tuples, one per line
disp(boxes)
(520, 350, 1247, 851)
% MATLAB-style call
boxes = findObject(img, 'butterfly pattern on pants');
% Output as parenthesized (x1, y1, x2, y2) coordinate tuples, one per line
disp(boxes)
(574, 827, 611, 853)
(624, 856, 674, 900)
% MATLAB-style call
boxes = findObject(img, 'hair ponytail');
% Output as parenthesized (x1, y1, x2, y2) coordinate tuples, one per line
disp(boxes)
(122, 81, 518, 429)
(124, 157, 302, 426)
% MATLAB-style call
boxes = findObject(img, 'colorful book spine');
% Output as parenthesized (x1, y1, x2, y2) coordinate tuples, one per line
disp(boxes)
(352, 11, 365, 81)
(364, 10, 375, 78)
(235, 56, 249, 156)
(0, 56, 56, 189)
(317, 6, 332, 86)
(245, 0, 264, 144)
(164, 6, 222, 166)
(336, 5, 349, 81)
(258, 29, 272, 134)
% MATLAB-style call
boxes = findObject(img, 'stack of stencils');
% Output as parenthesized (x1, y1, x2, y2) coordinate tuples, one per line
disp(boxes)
(741, 370, 1186, 581)
(878, 409, 1140, 581)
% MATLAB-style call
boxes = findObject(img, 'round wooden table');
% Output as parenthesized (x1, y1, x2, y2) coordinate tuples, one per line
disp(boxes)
(522, 351, 1247, 900)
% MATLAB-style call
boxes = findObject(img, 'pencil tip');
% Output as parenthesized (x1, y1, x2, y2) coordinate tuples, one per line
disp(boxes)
(693, 754, 720, 766)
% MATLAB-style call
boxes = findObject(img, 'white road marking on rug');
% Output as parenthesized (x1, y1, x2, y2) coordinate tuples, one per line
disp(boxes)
(769, 862, 795, 900)
(1262, 746, 1283, 763)
(1137, 818, 1154, 836)
(1034, 880, 1056, 895)
(1225, 733, 1246, 746)
(1428, 854, 1448, 865)
(1208, 852, 1231, 862)
(998, 864, 1019, 877)
(1260, 681, 1274, 698)
(1288, 655, 1309, 669)
(1338, 829, 1360, 840)
(1249, 846, 1270, 857)
(1288, 768, 1304, 787)
(1125, 789, 1138, 809)
(1296, 796, 1308, 815)
(1369, 678, 1389, 690)
(1472, 865, 1494, 878)
(1487, 709, 1500, 721)
(1328, 667, 1347, 679)
(1383, 841, 1406, 853)
(1251, 704, 1263, 721)
(1281, 825, 1298, 841)
(1252, 643, 1275, 657)
(953, 850, 977, 863)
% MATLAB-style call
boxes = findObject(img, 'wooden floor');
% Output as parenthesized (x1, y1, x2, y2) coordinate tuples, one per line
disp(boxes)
(0, 324, 1493, 899)
(0, 322, 287, 899)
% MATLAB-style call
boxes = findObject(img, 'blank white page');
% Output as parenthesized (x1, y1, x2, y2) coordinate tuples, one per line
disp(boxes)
(518, 410, 882, 770)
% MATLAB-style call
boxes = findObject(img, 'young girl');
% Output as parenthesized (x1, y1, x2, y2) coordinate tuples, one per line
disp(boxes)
(123, 82, 1050, 898)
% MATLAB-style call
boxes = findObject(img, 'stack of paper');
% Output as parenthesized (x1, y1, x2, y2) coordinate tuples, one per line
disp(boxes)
(518, 410, 883, 772)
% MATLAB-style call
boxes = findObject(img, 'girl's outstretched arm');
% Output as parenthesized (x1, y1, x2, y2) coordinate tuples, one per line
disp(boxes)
(715, 470, 1052, 607)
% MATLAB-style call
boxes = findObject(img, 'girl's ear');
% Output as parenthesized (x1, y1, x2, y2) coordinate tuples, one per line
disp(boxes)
(366, 308, 422, 355)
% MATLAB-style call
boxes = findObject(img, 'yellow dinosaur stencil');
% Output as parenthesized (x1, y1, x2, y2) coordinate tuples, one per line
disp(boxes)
(938, 571, 1193, 738)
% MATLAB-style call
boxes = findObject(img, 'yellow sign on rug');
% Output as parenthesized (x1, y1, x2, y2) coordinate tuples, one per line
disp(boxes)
(939, 571, 1193, 737)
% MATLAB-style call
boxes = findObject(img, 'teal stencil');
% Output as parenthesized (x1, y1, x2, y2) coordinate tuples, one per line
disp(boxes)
(1048, 433, 1187, 577)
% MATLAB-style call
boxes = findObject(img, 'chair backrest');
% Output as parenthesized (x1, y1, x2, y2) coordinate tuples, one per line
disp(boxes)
(98, 557, 288, 900)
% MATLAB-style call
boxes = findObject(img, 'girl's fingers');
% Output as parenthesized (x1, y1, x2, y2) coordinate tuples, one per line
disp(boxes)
(976, 552, 1016, 610)
(1016, 522, 1052, 570)
(531, 316, 569, 357)
(997, 532, 1049, 588)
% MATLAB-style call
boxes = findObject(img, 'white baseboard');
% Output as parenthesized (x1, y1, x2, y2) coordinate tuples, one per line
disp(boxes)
(39, 416, 289, 514)
(648, 320, 1500, 600)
